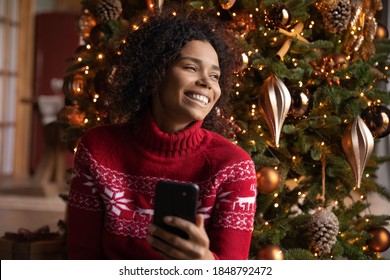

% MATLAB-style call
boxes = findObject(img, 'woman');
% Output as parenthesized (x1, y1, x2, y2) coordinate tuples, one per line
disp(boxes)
(67, 6, 257, 260)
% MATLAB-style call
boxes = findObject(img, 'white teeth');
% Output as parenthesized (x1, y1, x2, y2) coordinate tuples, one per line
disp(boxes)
(187, 93, 209, 105)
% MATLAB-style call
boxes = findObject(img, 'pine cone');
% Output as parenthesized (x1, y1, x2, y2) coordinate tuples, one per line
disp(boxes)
(308, 209, 339, 255)
(96, 0, 122, 23)
(320, 0, 351, 34)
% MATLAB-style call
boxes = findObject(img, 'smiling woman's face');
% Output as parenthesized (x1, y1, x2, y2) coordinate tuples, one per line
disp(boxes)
(151, 40, 221, 133)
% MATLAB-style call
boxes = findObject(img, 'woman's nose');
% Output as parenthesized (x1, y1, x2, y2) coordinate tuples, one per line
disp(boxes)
(195, 78, 211, 89)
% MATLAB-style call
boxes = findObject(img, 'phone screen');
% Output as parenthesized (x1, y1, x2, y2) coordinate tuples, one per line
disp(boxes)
(153, 180, 199, 239)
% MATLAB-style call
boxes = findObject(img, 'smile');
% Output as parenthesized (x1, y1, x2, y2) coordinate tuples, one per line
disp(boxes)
(185, 92, 210, 105)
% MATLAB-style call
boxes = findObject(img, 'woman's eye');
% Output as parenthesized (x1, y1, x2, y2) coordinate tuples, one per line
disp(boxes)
(210, 73, 220, 80)
(184, 65, 196, 71)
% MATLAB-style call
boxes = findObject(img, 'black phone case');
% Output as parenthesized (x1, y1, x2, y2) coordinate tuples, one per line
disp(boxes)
(153, 180, 199, 239)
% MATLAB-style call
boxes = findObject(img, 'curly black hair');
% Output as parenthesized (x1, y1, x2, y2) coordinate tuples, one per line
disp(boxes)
(109, 5, 242, 133)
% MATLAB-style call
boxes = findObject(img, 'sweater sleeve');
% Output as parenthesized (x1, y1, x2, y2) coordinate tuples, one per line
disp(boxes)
(207, 159, 257, 260)
(67, 142, 105, 259)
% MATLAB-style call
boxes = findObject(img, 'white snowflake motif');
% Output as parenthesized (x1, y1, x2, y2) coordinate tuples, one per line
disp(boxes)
(102, 187, 132, 216)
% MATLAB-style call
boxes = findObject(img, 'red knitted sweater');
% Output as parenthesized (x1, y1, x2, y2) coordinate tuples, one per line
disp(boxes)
(67, 113, 257, 259)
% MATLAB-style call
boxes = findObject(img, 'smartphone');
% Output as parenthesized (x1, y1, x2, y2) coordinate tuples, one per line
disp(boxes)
(153, 180, 199, 239)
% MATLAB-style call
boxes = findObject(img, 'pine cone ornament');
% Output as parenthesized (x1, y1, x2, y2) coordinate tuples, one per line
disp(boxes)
(320, 0, 351, 34)
(308, 209, 339, 256)
(96, 0, 122, 23)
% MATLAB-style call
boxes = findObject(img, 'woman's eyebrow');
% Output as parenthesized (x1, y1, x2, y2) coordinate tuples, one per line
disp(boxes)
(179, 56, 221, 71)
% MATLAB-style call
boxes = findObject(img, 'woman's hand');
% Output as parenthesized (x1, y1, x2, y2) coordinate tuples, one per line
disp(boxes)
(147, 214, 215, 260)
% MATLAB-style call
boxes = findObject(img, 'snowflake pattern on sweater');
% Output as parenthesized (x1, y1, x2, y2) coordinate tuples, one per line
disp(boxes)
(68, 116, 257, 259)
(69, 142, 257, 238)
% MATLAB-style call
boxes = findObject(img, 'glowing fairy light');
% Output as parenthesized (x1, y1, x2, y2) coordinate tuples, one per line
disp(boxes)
(242, 53, 249, 65)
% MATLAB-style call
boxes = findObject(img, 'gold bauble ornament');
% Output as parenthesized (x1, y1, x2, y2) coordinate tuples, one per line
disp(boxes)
(219, 0, 236, 10)
(288, 87, 312, 119)
(62, 74, 87, 98)
(361, 105, 390, 139)
(57, 106, 86, 126)
(367, 227, 390, 252)
(375, 23, 389, 40)
(257, 245, 285, 260)
(256, 167, 281, 194)
(78, 10, 96, 39)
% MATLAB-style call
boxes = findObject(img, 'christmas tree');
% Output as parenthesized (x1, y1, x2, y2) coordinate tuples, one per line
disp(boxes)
(58, 0, 390, 259)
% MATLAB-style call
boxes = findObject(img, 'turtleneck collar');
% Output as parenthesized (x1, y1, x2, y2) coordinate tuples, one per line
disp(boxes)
(135, 112, 206, 157)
